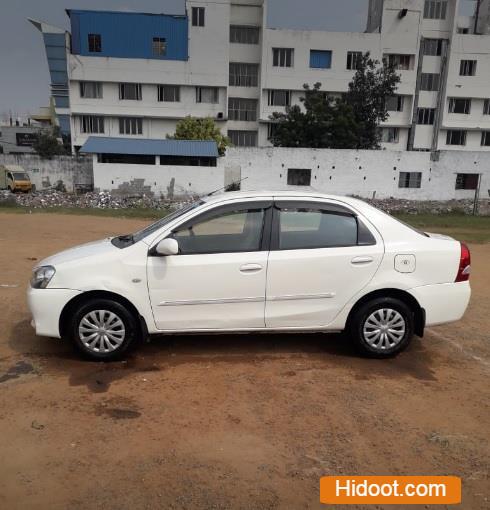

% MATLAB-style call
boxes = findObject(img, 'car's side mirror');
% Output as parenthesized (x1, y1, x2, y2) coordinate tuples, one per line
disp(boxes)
(155, 238, 179, 256)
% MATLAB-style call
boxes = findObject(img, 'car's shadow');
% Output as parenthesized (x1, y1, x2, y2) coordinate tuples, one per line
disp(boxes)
(5, 318, 438, 392)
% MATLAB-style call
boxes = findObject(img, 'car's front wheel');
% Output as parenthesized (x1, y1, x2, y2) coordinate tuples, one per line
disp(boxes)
(70, 299, 139, 360)
(349, 297, 414, 358)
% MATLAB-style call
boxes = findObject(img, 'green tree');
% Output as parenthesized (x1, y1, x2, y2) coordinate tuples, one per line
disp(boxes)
(32, 127, 68, 159)
(345, 52, 401, 149)
(269, 53, 400, 150)
(168, 116, 230, 155)
(269, 83, 359, 149)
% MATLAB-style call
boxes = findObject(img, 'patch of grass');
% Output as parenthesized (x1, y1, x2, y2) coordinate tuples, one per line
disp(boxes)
(393, 213, 490, 243)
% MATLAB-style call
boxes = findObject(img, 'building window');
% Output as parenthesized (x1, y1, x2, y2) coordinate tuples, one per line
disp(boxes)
(424, 0, 447, 19)
(417, 108, 435, 125)
(228, 98, 257, 121)
(287, 168, 311, 186)
(273, 48, 294, 67)
(386, 95, 404, 112)
(455, 173, 479, 190)
(196, 87, 219, 104)
(422, 38, 443, 56)
(448, 98, 471, 114)
(80, 115, 104, 134)
(158, 85, 180, 102)
(79, 81, 102, 99)
(481, 131, 490, 146)
(98, 154, 155, 165)
(228, 130, 257, 147)
(399, 172, 422, 188)
(460, 60, 477, 76)
(229, 63, 259, 87)
(119, 83, 142, 100)
(229, 25, 259, 44)
(88, 33, 101, 53)
(420, 73, 440, 91)
(381, 127, 399, 143)
(152, 37, 167, 56)
(310, 50, 332, 69)
(446, 130, 467, 145)
(384, 54, 414, 70)
(119, 117, 143, 135)
(346, 51, 363, 70)
(267, 123, 278, 141)
(268, 90, 291, 107)
(484, 99, 490, 115)
(160, 155, 217, 166)
(192, 7, 205, 27)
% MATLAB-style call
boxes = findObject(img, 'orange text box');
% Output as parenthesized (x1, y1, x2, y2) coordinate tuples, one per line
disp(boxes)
(320, 476, 461, 505)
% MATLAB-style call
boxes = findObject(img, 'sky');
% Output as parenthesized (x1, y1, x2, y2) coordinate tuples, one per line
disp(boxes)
(0, 0, 476, 120)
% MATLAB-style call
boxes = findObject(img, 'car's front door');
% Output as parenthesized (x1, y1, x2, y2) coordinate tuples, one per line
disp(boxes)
(147, 199, 272, 330)
(265, 200, 384, 328)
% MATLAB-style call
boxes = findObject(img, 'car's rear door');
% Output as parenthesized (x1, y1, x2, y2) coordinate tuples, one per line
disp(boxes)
(265, 199, 384, 328)
(147, 199, 273, 330)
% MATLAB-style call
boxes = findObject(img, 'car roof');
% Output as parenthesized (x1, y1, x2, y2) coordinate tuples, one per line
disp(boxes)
(202, 190, 371, 211)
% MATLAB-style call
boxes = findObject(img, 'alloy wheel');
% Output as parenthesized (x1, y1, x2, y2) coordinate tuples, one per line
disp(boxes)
(78, 310, 126, 353)
(362, 308, 406, 350)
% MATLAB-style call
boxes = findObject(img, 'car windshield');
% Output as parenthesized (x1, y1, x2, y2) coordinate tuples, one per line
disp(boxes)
(13, 172, 29, 180)
(132, 200, 204, 243)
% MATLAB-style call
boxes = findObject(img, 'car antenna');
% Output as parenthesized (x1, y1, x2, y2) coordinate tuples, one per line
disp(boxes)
(204, 177, 248, 197)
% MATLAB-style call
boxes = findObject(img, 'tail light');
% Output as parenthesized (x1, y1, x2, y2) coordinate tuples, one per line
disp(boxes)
(455, 242, 471, 282)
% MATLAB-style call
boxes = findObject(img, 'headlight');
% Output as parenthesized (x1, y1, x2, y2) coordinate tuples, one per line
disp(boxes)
(30, 266, 56, 289)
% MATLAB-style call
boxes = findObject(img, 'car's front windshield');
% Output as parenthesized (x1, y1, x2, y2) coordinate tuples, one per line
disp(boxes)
(132, 200, 204, 243)
(13, 172, 29, 180)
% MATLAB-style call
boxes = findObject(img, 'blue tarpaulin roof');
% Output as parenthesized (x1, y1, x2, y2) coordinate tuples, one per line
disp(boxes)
(80, 137, 219, 157)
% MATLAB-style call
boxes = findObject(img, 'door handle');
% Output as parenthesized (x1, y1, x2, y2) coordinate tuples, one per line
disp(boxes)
(240, 263, 263, 273)
(351, 256, 373, 265)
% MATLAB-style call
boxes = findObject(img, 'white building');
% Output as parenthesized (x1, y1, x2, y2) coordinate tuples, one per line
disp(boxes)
(32, 0, 490, 152)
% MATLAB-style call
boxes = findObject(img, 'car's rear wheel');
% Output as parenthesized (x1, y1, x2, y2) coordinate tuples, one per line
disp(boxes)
(349, 297, 414, 358)
(69, 299, 139, 360)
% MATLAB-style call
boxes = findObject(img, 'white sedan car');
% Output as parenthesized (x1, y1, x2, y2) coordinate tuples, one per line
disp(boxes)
(27, 191, 471, 361)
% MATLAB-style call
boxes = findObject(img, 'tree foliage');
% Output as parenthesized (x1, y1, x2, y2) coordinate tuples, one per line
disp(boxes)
(269, 52, 400, 149)
(168, 116, 230, 155)
(32, 127, 68, 159)
(345, 52, 401, 148)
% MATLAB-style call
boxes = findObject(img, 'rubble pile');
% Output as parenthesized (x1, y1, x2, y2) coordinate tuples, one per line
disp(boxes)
(0, 189, 484, 215)
(2, 190, 192, 211)
(363, 197, 478, 215)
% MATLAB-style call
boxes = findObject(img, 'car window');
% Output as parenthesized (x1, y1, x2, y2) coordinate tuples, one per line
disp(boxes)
(278, 208, 359, 250)
(172, 208, 265, 254)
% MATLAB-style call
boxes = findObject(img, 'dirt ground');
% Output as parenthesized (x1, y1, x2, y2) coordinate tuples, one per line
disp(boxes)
(0, 213, 489, 510)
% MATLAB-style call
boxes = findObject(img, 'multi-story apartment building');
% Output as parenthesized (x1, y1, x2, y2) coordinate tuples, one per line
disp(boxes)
(31, 0, 490, 152)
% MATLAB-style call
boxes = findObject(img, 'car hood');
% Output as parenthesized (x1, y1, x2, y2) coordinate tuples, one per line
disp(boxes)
(37, 238, 117, 267)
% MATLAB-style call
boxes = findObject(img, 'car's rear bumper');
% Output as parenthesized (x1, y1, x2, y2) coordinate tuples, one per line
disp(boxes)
(407, 281, 471, 327)
(27, 287, 81, 338)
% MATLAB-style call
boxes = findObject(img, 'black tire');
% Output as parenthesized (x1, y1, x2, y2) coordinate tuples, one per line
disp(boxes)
(69, 298, 139, 361)
(348, 297, 414, 358)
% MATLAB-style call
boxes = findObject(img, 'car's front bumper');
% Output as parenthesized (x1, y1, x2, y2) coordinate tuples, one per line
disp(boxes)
(408, 281, 471, 327)
(27, 287, 82, 338)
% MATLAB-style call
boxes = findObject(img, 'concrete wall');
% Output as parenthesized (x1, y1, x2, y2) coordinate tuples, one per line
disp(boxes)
(92, 147, 490, 201)
(0, 154, 92, 192)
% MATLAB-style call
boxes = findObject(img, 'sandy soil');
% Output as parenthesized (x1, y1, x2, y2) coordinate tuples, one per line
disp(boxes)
(0, 213, 489, 510)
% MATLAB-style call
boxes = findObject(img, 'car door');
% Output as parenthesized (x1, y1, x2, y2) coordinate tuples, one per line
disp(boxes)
(265, 199, 384, 328)
(147, 199, 273, 330)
